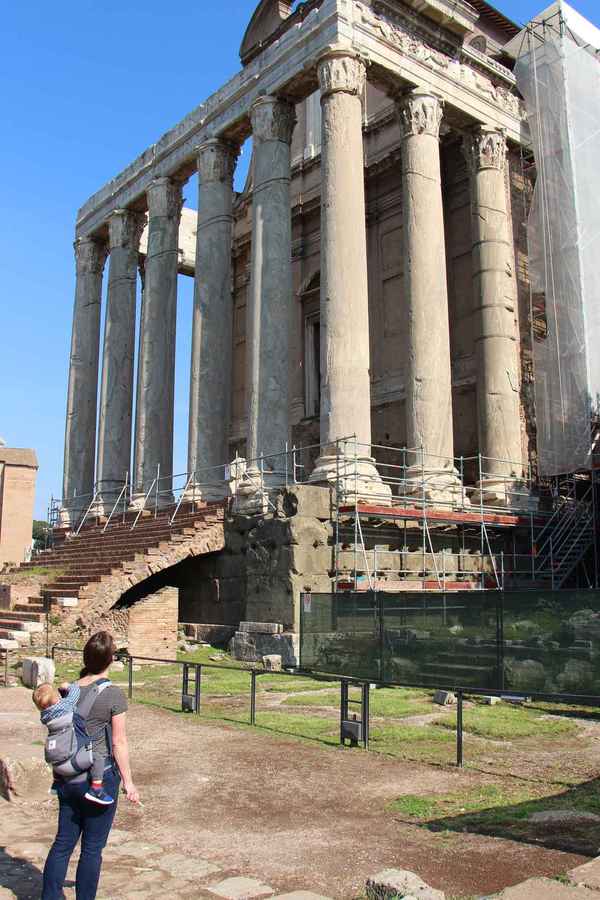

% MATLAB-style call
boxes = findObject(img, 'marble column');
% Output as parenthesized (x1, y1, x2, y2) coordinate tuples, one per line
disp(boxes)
(61, 236, 108, 525)
(244, 95, 295, 492)
(396, 89, 462, 503)
(132, 177, 183, 508)
(310, 51, 389, 501)
(464, 127, 523, 505)
(187, 139, 237, 500)
(96, 210, 145, 515)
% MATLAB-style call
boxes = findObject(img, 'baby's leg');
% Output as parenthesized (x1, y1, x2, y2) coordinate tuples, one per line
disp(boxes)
(90, 755, 105, 786)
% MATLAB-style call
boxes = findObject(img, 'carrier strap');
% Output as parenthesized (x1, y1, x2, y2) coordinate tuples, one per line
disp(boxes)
(76, 679, 112, 721)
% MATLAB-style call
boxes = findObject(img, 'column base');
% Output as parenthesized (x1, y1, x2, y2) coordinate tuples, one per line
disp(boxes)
(403, 466, 469, 508)
(128, 491, 175, 513)
(309, 453, 392, 505)
(470, 478, 537, 511)
(183, 481, 229, 504)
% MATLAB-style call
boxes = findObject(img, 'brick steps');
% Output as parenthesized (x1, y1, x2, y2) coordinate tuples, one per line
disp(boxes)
(4, 501, 226, 639)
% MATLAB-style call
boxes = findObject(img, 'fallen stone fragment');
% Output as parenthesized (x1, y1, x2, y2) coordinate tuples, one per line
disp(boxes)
(262, 654, 282, 672)
(529, 810, 600, 824)
(432, 690, 455, 706)
(365, 868, 445, 900)
(158, 851, 220, 880)
(208, 875, 275, 899)
(21, 657, 55, 689)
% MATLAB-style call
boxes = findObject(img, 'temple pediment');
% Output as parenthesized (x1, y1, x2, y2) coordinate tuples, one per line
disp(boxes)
(240, 0, 294, 65)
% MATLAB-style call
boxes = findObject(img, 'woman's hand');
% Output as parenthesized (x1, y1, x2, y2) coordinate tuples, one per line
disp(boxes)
(122, 782, 140, 804)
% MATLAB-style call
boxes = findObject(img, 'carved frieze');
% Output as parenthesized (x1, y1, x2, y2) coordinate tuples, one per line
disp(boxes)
(250, 96, 296, 144)
(317, 51, 367, 98)
(146, 177, 184, 220)
(354, 1, 523, 120)
(108, 209, 146, 251)
(397, 90, 443, 139)
(463, 127, 507, 172)
(73, 236, 108, 275)
(197, 138, 238, 185)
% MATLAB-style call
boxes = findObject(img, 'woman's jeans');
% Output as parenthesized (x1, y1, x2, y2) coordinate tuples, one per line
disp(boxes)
(42, 767, 120, 900)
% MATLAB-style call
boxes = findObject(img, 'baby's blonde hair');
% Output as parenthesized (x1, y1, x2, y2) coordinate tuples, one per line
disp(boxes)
(32, 682, 60, 711)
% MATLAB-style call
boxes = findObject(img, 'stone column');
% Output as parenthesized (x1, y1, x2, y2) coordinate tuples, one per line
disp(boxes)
(132, 177, 183, 508)
(309, 51, 390, 502)
(396, 89, 462, 503)
(61, 236, 108, 525)
(239, 95, 295, 509)
(96, 210, 145, 515)
(187, 139, 237, 500)
(464, 127, 524, 505)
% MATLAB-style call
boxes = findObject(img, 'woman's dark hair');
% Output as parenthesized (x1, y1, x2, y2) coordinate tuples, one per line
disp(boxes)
(80, 631, 115, 678)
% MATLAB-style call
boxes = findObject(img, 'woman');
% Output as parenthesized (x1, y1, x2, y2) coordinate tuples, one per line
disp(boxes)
(42, 631, 140, 900)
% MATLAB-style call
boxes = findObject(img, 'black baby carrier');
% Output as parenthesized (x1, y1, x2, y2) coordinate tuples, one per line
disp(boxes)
(44, 679, 112, 779)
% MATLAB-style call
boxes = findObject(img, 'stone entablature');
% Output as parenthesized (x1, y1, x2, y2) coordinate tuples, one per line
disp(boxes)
(75, 0, 525, 240)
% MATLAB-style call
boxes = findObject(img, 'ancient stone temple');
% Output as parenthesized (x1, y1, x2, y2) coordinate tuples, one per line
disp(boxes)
(61, 0, 533, 523)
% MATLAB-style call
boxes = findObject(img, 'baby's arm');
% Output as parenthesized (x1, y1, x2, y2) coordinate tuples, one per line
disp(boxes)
(60, 683, 81, 711)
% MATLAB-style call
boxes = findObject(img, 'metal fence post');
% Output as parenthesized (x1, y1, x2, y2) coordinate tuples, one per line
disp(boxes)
(250, 670, 257, 725)
(456, 690, 464, 768)
(362, 682, 370, 750)
(195, 664, 202, 714)
(128, 655, 134, 700)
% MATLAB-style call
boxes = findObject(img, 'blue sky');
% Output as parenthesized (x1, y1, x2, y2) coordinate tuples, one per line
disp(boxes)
(1, 0, 599, 519)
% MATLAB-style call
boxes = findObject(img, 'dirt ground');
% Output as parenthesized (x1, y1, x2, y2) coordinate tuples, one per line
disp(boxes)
(0, 687, 592, 899)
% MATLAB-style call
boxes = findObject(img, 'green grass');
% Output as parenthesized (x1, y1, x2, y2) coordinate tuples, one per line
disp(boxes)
(433, 702, 577, 739)
(10, 566, 65, 579)
(283, 686, 435, 719)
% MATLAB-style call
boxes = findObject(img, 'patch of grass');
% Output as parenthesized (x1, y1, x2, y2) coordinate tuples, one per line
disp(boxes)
(433, 702, 577, 740)
(283, 686, 434, 719)
(10, 566, 65, 579)
(259, 675, 332, 693)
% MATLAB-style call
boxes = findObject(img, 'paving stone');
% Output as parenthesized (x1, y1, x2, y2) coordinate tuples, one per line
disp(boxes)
(498, 877, 600, 898)
(158, 852, 220, 880)
(272, 893, 333, 899)
(366, 868, 445, 900)
(110, 840, 163, 859)
(208, 876, 275, 899)
(569, 858, 600, 890)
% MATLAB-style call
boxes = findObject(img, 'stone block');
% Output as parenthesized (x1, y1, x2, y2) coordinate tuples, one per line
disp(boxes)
(482, 695, 501, 705)
(262, 654, 282, 671)
(239, 621, 283, 635)
(569, 857, 600, 890)
(56, 597, 79, 608)
(208, 876, 274, 899)
(0, 639, 19, 650)
(231, 631, 299, 667)
(498, 877, 599, 898)
(365, 869, 445, 900)
(21, 657, 55, 688)
(433, 690, 456, 706)
(280, 484, 332, 520)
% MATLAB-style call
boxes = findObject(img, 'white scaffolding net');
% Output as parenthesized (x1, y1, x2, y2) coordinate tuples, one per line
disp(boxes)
(507, 2, 600, 476)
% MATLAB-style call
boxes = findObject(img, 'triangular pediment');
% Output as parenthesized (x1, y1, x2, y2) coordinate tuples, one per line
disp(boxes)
(240, 0, 294, 65)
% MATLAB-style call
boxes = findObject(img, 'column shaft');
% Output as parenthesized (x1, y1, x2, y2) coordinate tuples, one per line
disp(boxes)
(133, 177, 182, 505)
(188, 140, 237, 493)
(246, 96, 295, 471)
(97, 210, 145, 513)
(397, 90, 458, 495)
(310, 52, 389, 501)
(62, 237, 107, 520)
(465, 128, 523, 490)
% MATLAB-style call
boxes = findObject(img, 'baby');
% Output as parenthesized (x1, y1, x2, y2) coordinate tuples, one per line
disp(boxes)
(33, 682, 114, 806)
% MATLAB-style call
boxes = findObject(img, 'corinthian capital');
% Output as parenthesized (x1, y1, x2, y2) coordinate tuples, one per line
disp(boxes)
(250, 96, 296, 144)
(318, 51, 366, 98)
(396, 90, 443, 140)
(74, 236, 108, 275)
(108, 209, 147, 251)
(463, 126, 507, 172)
(197, 139, 238, 185)
(146, 176, 184, 219)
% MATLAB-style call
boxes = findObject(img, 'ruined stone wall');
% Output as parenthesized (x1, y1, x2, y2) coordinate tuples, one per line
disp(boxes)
(0, 462, 37, 568)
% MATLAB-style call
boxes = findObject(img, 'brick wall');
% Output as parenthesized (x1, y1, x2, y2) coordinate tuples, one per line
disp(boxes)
(127, 587, 178, 661)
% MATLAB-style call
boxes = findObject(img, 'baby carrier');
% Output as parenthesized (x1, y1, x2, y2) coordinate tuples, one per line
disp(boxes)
(44, 680, 112, 779)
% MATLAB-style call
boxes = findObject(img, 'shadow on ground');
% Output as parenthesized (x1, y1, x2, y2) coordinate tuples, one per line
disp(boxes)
(0, 847, 44, 900)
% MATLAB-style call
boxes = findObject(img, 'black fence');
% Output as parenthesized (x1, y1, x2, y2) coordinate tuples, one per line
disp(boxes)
(300, 590, 600, 702)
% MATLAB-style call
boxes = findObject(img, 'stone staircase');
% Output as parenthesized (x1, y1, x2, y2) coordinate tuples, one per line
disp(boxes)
(1, 501, 226, 647)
